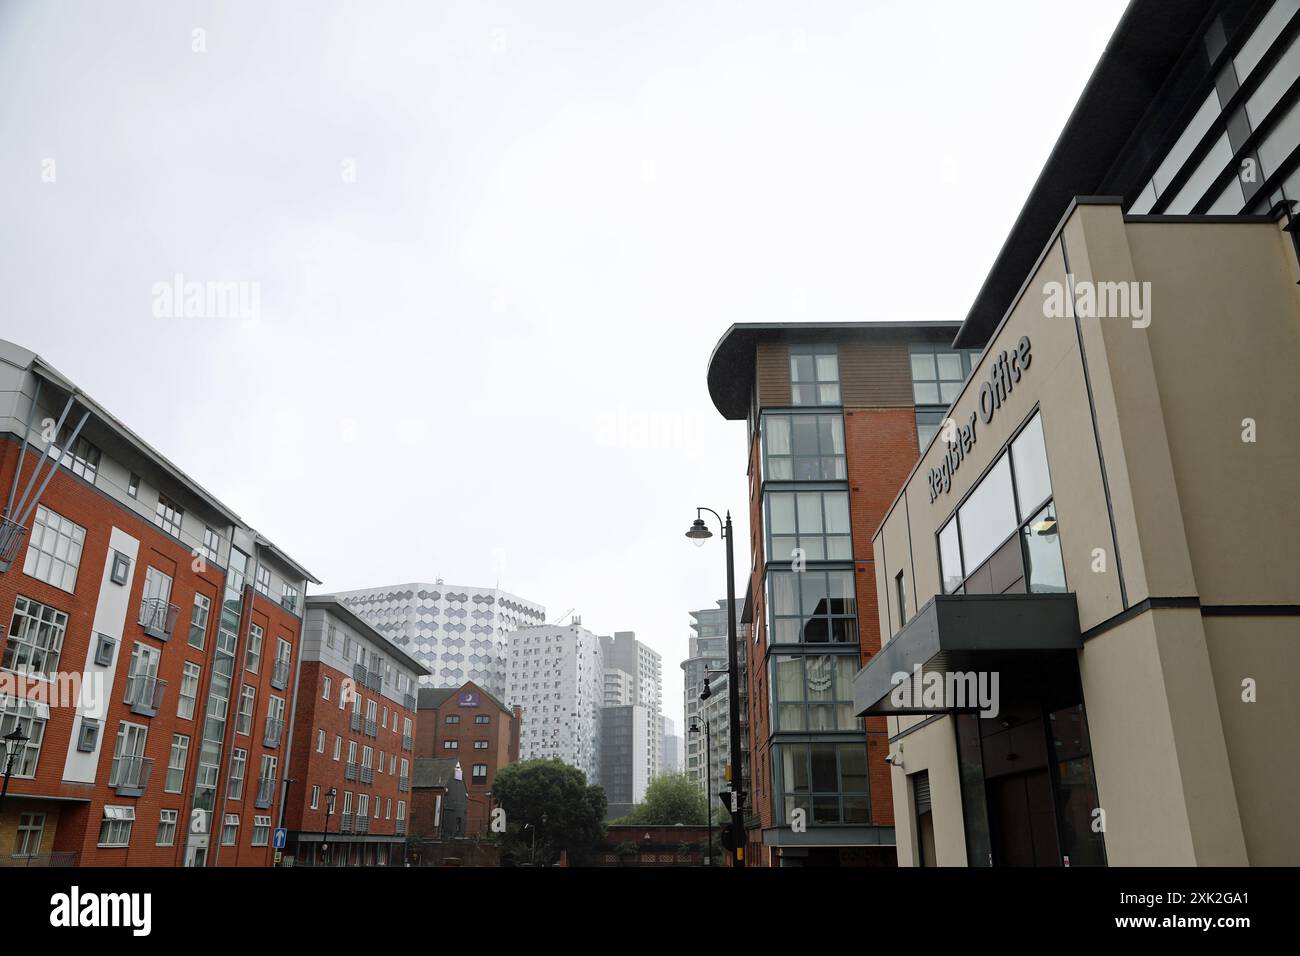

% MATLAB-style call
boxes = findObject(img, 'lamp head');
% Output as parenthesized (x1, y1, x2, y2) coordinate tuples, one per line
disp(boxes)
(685, 517, 712, 546)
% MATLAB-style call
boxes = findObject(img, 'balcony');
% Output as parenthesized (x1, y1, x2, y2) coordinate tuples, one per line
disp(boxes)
(0, 516, 27, 573)
(349, 712, 363, 733)
(270, 659, 291, 691)
(138, 597, 179, 641)
(395, 820, 407, 836)
(355, 814, 370, 834)
(339, 813, 354, 834)
(352, 662, 367, 685)
(365, 669, 381, 692)
(364, 719, 377, 738)
(123, 674, 166, 718)
(110, 755, 153, 797)
(402, 693, 416, 711)
(401, 734, 412, 752)
(263, 718, 284, 749)
(360, 766, 374, 785)
(344, 762, 359, 782)
(254, 777, 276, 808)
(398, 775, 409, 793)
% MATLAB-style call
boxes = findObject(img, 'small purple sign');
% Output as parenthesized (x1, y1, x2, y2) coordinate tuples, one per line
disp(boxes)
(458, 691, 480, 707)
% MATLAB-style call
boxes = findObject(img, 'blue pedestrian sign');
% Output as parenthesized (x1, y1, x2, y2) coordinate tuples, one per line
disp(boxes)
(273, 828, 287, 850)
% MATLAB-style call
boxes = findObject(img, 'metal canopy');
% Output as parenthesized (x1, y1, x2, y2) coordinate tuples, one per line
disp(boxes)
(853, 593, 1081, 716)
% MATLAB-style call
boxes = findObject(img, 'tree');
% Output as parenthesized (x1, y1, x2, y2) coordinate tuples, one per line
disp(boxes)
(490, 759, 606, 865)
(615, 774, 710, 826)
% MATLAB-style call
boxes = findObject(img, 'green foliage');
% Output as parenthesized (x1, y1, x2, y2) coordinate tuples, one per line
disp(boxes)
(490, 759, 607, 865)
(615, 774, 710, 826)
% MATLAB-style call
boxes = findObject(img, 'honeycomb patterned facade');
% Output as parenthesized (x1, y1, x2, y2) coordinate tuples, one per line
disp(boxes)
(329, 583, 546, 698)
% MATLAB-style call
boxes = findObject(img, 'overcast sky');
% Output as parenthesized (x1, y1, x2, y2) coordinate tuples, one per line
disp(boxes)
(0, 0, 1126, 734)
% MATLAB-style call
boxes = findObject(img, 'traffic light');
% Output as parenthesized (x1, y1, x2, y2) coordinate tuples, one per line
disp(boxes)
(720, 822, 736, 852)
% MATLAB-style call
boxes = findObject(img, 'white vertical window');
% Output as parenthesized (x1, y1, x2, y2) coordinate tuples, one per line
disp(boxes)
(23, 505, 86, 592)
(177, 662, 201, 720)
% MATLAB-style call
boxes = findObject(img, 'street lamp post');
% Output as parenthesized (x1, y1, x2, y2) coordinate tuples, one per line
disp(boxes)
(0, 728, 30, 817)
(689, 718, 713, 866)
(321, 787, 337, 867)
(685, 507, 746, 868)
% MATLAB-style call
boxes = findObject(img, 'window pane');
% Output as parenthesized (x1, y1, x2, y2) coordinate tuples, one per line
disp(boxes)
(810, 744, 838, 791)
(797, 494, 823, 533)
(791, 417, 820, 457)
(768, 494, 796, 535)
(818, 384, 840, 405)
(1023, 503, 1067, 593)
(910, 353, 936, 380)
(958, 455, 1017, 573)
(939, 381, 962, 404)
(783, 745, 809, 793)
(1011, 413, 1052, 520)
(766, 416, 790, 455)
(826, 571, 856, 616)
(820, 416, 844, 455)
(823, 493, 850, 533)
(936, 353, 963, 380)
(769, 573, 798, 616)
(939, 518, 963, 593)
(790, 355, 815, 383)
(914, 383, 940, 405)
(815, 354, 838, 381)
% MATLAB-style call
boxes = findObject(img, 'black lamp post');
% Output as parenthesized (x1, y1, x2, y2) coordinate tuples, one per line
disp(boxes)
(0, 727, 30, 816)
(321, 786, 337, 866)
(689, 718, 713, 866)
(685, 507, 746, 868)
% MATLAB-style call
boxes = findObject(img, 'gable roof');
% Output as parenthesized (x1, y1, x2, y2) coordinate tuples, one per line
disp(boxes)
(413, 757, 463, 789)
(416, 680, 513, 714)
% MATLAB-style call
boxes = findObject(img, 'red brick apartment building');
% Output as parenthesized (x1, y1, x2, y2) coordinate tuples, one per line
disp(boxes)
(0, 339, 318, 866)
(281, 596, 427, 866)
(416, 682, 520, 835)
(704, 322, 966, 866)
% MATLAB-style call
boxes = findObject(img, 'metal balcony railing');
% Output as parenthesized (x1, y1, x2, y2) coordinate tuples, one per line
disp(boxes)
(254, 777, 276, 809)
(360, 766, 374, 784)
(0, 850, 79, 868)
(398, 775, 409, 793)
(355, 814, 370, 834)
(270, 659, 291, 691)
(365, 669, 382, 692)
(110, 755, 153, 797)
(364, 719, 377, 738)
(344, 762, 359, 782)
(138, 597, 179, 641)
(0, 516, 27, 573)
(339, 813, 354, 833)
(349, 712, 363, 733)
(124, 674, 166, 717)
(394, 820, 407, 836)
(401, 735, 412, 752)
(352, 662, 367, 685)
(402, 693, 416, 711)
(263, 718, 284, 749)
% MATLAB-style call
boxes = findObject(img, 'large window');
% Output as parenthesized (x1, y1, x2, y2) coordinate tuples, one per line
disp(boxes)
(188, 594, 210, 649)
(0, 696, 46, 777)
(98, 806, 134, 847)
(938, 412, 1064, 595)
(153, 495, 184, 538)
(48, 428, 100, 482)
(766, 570, 857, 644)
(23, 505, 86, 592)
(4, 596, 69, 678)
(762, 413, 846, 481)
(775, 742, 870, 825)
(789, 345, 840, 406)
(910, 344, 979, 406)
(765, 490, 852, 562)
(177, 662, 200, 720)
(769, 654, 860, 731)
(165, 734, 189, 793)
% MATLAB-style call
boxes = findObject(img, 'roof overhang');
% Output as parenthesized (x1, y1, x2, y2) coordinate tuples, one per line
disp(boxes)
(306, 595, 432, 676)
(953, 0, 1220, 348)
(706, 321, 961, 420)
(854, 593, 1081, 717)
(762, 825, 896, 848)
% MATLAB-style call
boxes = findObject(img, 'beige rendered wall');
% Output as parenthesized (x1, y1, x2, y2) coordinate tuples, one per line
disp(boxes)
(887, 717, 967, 867)
(1201, 615, 1300, 865)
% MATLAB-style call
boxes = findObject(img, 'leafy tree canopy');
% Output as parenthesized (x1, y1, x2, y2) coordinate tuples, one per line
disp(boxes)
(615, 774, 710, 826)
(491, 759, 606, 865)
